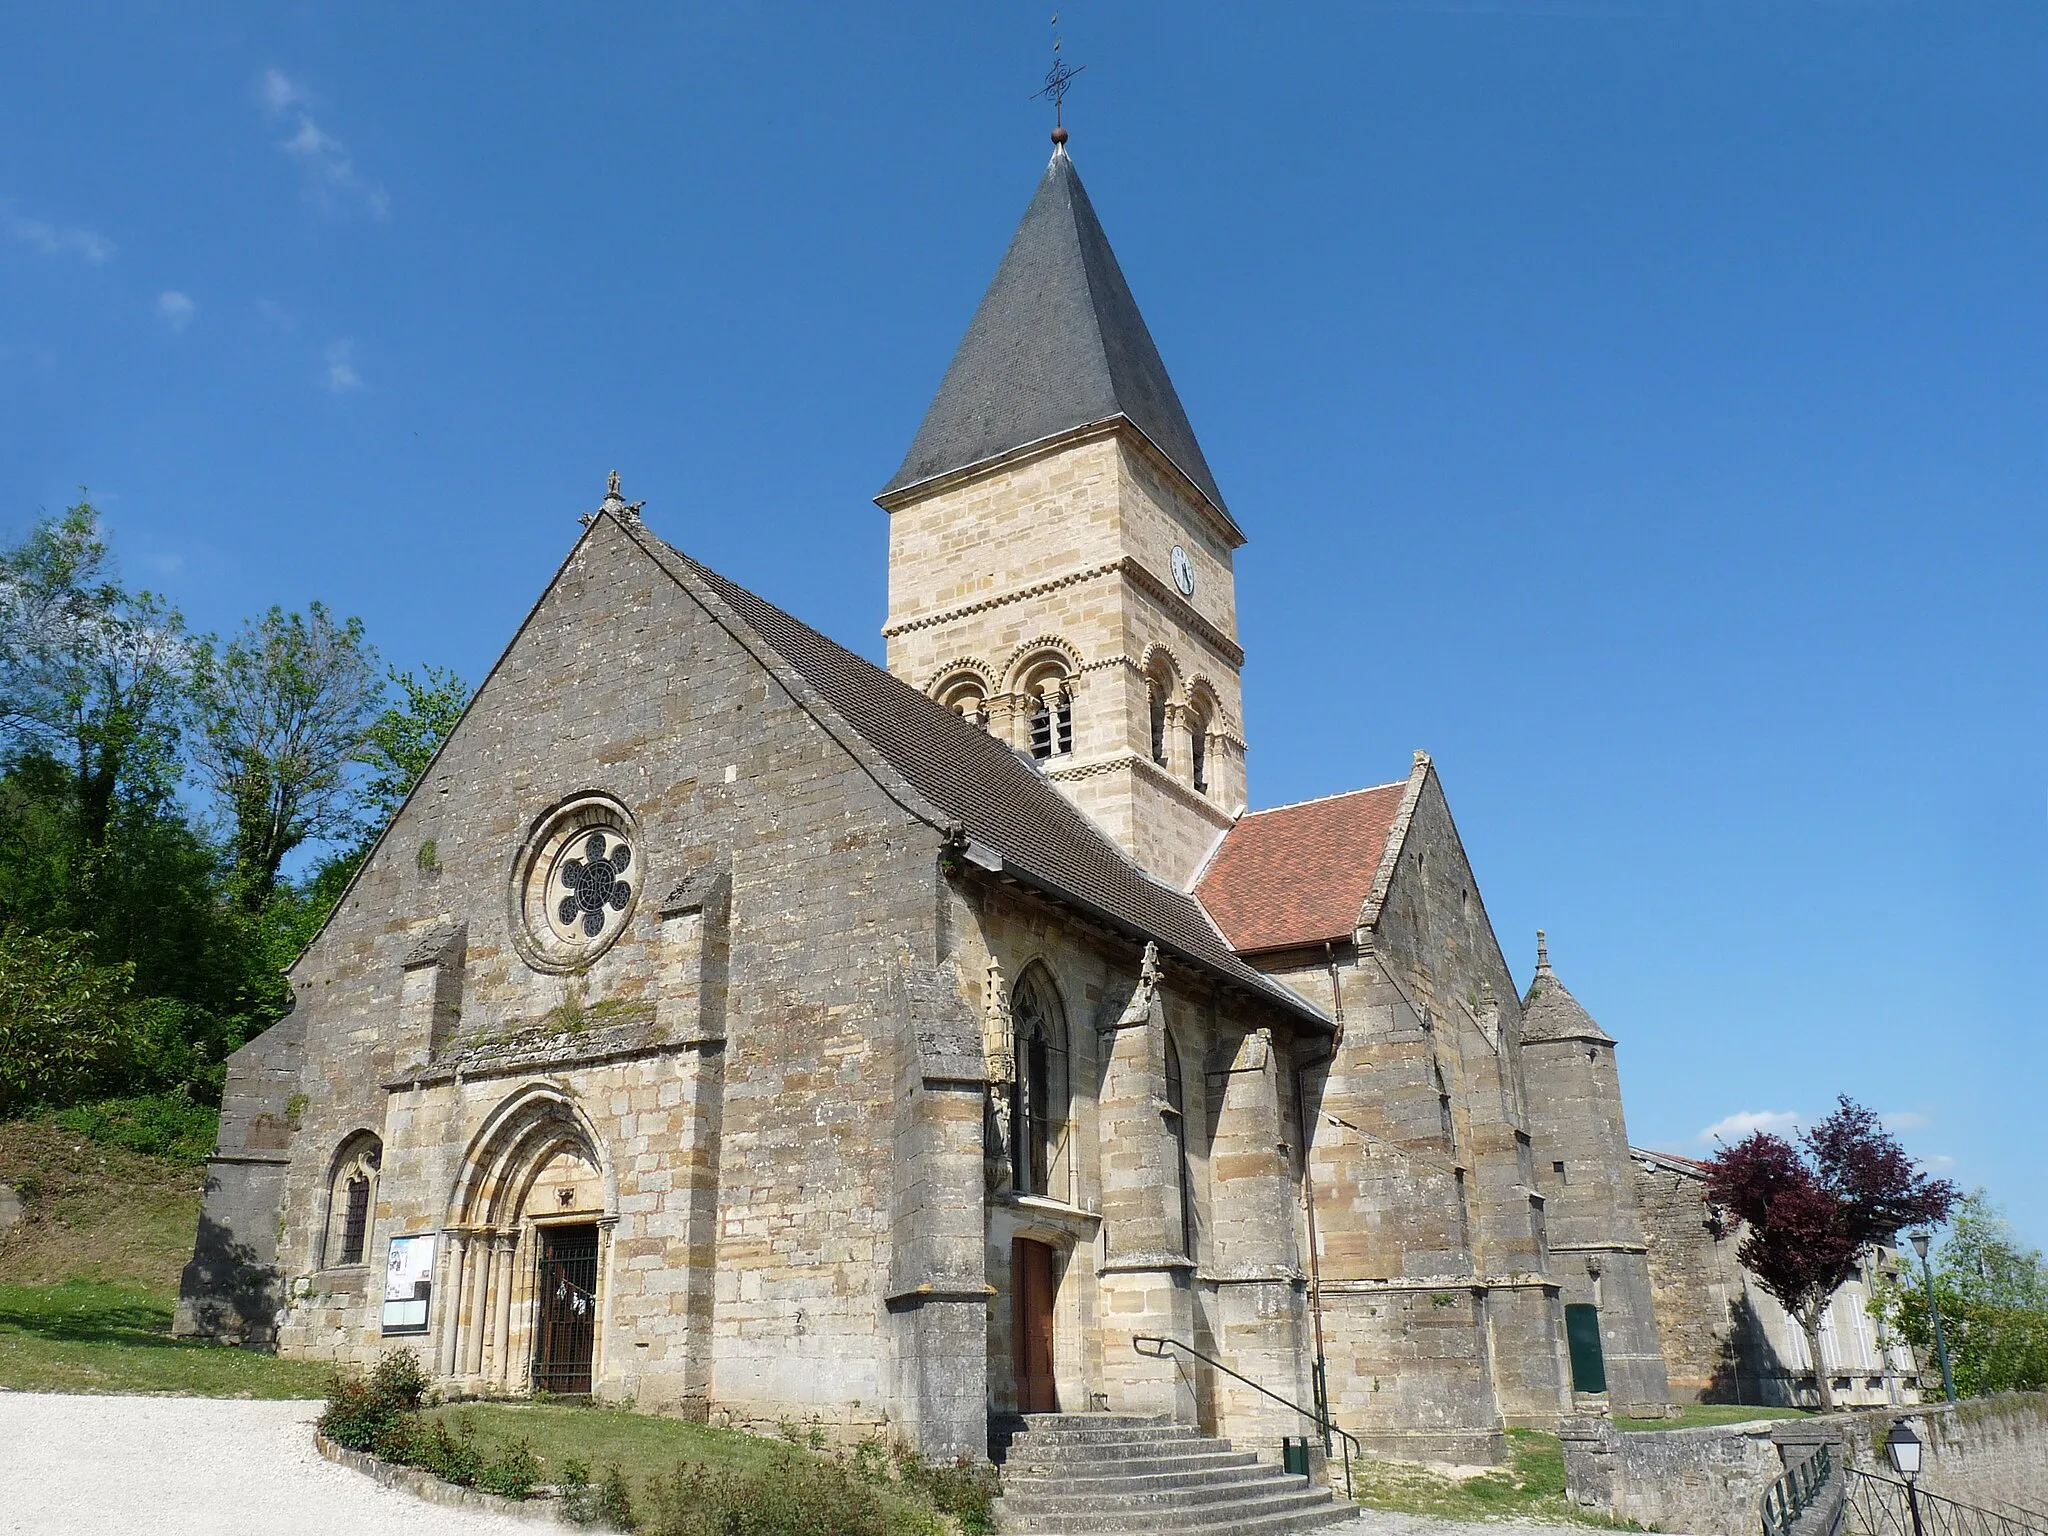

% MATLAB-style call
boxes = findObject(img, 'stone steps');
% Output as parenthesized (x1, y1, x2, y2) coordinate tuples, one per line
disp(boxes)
(994, 1413, 1355, 1536)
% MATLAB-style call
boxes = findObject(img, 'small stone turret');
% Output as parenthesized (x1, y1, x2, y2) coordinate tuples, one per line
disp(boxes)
(1519, 932, 1672, 1418)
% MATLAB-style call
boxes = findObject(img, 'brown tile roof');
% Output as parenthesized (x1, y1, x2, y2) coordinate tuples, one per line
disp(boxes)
(1194, 782, 1408, 955)
(619, 518, 1330, 1031)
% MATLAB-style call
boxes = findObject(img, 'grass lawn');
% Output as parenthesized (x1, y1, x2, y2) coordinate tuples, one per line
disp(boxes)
(0, 1278, 329, 1396)
(1615, 1403, 1812, 1432)
(1349, 1427, 1635, 1527)
(422, 1399, 799, 1482)
(0, 1120, 327, 1397)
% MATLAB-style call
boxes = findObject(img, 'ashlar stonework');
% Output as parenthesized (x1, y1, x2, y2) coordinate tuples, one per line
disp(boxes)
(181, 141, 1686, 1471)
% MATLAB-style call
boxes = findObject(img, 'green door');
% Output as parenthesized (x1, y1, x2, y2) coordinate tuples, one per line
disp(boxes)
(1565, 1304, 1607, 1394)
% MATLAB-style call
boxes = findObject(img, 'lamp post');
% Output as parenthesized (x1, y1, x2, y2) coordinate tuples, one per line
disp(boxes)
(1886, 1418, 1926, 1536)
(1907, 1231, 1956, 1404)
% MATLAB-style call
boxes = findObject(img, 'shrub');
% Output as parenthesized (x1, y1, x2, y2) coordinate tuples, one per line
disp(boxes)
(411, 1420, 483, 1488)
(890, 1447, 1001, 1535)
(319, 1373, 401, 1453)
(641, 1448, 940, 1536)
(45, 1092, 220, 1164)
(369, 1348, 430, 1412)
(476, 1438, 542, 1500)
(560, 1459, 636, 1530)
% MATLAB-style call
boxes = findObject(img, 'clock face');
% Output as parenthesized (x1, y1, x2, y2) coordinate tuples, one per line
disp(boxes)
(1170, 545, 1196, 598)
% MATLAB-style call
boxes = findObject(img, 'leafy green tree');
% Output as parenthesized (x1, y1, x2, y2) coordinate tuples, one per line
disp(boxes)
(0, 500, 188, 864)
(359, 666, 469, 830)
(193, 602, 381, 909)
(1875, 1193, 2048, 1396)
(0, 925, 194, 1115)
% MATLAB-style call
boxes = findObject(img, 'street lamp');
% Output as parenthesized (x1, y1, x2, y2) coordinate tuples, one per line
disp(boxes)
(1886, 1418, 1926, 1536)
(1907, 1231, 1956, 1404)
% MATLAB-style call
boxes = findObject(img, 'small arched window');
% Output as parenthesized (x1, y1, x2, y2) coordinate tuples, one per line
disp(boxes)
(1148, 682, 1168, 765)
(324, 1133, 383, 1268)
(1164, 1033, 1196, 1259)
(936, 672, 990, 729)
(1189, 718, 1209, 795)
(1027, 680, 1073, 760)
(1011, 967, 1070, 1197)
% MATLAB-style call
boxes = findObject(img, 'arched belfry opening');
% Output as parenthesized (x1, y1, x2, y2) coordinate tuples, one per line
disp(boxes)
(439, 1084, 615, 1397)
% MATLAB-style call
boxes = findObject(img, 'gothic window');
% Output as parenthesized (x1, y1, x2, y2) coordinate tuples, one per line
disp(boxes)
(513, 796, 641, 971)
(1010, 966, 1070, 1198)
(1164, 1033, 1196, 1259)
(323, 1133, 382, 1269)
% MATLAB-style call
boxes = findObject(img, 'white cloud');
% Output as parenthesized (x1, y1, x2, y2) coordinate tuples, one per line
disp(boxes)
(323, 338, 362, 393)
(257, 69, 390, 220)
(1697, 1109, 1802, 1146)
(156, 291, 194, 331)
(3, 201, 115, 262)
(1882, 1111, 1931, 1133)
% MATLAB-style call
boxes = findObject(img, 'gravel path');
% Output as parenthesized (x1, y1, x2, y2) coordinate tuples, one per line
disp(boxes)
(0, 1393, 536, 1536)
(0, 1392, 1606, 1536)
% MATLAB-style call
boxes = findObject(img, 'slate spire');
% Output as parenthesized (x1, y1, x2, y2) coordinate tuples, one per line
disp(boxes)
(881, 148, 1231, 521)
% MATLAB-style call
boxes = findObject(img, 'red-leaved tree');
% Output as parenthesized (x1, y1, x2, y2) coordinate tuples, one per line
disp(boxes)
(1705, 1096, 1958, 1409)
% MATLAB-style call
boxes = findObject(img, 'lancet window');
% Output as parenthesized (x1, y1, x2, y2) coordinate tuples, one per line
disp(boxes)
(323, 1133, 383, 1269)
(1010, 967, 1070, 1198)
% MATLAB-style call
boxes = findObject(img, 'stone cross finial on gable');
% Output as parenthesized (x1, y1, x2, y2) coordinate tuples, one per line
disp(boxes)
(587, 469, 646, 528)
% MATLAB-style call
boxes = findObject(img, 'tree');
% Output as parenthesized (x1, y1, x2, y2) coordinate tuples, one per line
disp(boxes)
(357, 665, 469, 830)
(192, 603, 381, 909)
(0, 501, 188, 863)
(1874, 1193, 2048, 1396)
(1705, 1096, 1958, 1409)
(0, 925, 190, 1116)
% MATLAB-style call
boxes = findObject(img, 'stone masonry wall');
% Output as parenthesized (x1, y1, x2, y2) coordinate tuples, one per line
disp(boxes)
(192, 515, 974, 1451)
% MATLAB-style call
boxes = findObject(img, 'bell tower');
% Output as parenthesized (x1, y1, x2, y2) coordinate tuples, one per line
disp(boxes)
(877, 144, 1247, 888)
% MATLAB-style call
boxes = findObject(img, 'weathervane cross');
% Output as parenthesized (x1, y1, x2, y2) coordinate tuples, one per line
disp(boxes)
(1032, 11, 1085, 141)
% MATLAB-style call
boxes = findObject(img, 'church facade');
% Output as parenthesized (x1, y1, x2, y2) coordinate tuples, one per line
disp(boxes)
(179, 143, 1671, 1468)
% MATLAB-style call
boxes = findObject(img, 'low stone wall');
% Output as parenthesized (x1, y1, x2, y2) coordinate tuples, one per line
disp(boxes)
(1836, 1395, 2048, 1522)
(1561, 1393, 2048, 1536)
(1560, 1415, 1785, 1536)
(312, 1430, 560, 1524)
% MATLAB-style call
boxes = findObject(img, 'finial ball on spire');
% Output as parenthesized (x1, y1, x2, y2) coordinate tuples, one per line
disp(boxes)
(1051, 124, 1068, 146)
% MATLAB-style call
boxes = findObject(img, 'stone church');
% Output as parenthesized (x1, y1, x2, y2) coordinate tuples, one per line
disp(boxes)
(179, 141, 1673, 1469)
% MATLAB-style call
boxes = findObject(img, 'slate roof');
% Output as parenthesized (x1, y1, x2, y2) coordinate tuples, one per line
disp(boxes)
(879, 149, 1233, 526)
(1193, 783, 1409, 955)
(1520, 935, 1616, 1045)
(620, 519, 1327, 1031)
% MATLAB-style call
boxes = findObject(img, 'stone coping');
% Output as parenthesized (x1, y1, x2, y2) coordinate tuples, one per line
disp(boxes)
(312, 1428, 561, 1524)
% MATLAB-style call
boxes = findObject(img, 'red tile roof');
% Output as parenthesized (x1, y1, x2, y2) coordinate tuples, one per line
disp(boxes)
(1194, 782, 1408, 955)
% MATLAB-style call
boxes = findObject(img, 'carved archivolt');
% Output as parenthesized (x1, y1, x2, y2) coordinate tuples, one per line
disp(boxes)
(922, 656, 997, 698)
(1002, 635, 1084, 693)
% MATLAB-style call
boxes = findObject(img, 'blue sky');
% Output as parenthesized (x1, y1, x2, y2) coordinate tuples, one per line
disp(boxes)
(3, 4, 2042, 1246)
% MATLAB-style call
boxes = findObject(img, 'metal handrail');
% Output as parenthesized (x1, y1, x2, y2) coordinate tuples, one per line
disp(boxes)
(1762, 1443, 1836, 1536)
(1133, 1334, 1358, 1502)
(1845, 1469, 2048, 1536)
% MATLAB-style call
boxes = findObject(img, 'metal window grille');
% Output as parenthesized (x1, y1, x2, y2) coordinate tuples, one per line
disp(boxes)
(340, 1175, 371, 1265)
(534, 1225, 600, 1396)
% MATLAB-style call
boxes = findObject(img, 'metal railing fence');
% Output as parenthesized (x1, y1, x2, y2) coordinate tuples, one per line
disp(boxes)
(1845, 1470, 2048, 1536)
(1132, 1334, 1358, 1502)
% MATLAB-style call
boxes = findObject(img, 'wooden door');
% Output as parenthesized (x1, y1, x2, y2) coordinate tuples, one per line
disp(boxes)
(1012, 1237, 1059, 1414)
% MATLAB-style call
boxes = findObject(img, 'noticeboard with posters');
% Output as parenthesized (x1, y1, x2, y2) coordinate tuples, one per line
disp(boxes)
(381, 1233, 436, 1334)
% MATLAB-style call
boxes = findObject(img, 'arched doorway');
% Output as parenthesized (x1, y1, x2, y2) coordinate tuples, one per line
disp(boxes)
(443, 1085, 613, 1396)
(1012, 1236, 1060, 1413)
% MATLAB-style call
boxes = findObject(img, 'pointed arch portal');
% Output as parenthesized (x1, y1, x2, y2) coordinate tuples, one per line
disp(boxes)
(434, 1083, 615, 1396)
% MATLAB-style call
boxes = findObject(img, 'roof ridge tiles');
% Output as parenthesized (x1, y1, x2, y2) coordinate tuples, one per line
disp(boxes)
(1237, 780, 1411, 820)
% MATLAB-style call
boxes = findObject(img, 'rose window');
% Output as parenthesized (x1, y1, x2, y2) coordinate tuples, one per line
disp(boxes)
(554, 832, 632, 938)
(512, 796, 643, 971)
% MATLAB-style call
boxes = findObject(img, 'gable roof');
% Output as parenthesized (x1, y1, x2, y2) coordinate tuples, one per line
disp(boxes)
(617, 517, 1327, 1031)
(879, 149, 1232, 527)
(1193, 782, 1409, 955)
(1520, 934, 1616, 1045)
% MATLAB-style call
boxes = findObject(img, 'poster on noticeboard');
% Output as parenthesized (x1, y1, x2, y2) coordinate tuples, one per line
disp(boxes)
(382, 1233, 435, 1334)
